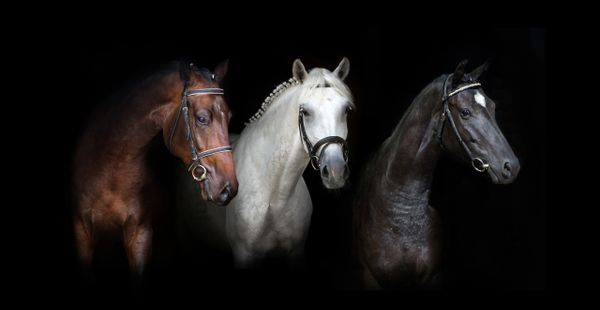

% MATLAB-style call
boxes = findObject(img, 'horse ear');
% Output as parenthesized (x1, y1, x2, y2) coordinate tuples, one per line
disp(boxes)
(470, 60, 489, 81)
(213, 59, 229, 83)
(179, 60, 193, 82)
(293, 59, 308, 83)
(452, 59, 469, 86)
(333, 57, 350, 81)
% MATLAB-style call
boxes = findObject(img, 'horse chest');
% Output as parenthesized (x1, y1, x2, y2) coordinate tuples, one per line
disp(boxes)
(235, 198, 309, 251)
(366, 229, 436, 288)
(363, 200, 441, 287)
(80, 160, 155, 226)
(262, 203, 306, 233)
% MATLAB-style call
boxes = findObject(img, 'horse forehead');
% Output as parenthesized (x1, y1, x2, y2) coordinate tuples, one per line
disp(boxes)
(457, 90, 488, 109)
(474, 90, 487, 108)
(213, 97, 227, 113)
(307, 88, 347, 104)
(192, 96, 227, 115)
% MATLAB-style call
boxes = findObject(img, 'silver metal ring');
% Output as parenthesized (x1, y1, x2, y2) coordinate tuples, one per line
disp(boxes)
(472, 158, 489, 173)
(190, 164, 208, 182)
(310, 156, 320, 170)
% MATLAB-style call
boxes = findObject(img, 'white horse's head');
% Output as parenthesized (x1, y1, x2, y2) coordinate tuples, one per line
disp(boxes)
(293, 58, 354, 189)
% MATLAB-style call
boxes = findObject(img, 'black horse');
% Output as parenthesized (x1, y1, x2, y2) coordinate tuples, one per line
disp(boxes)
(353, 60, 520, 289)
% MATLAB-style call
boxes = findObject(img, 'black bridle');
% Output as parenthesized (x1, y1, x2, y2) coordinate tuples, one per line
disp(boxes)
(298, 105, 348, 170)
(436, 74, 489, 173)
(167, 81, 232, 182)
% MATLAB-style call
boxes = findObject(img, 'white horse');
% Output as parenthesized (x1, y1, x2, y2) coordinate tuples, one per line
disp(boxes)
(176, 58, 354, 267)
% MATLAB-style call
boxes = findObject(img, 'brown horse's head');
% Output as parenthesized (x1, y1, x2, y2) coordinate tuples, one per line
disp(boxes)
(440, 60, 520, 184)
(164, 60, 238, 205)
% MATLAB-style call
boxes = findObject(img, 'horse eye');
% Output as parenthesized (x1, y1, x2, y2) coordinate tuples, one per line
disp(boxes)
(196, 115, 209, 125)
(460, 108, 471, 118)
(211, 74, 216, 81)
(345, 105, 353, 114)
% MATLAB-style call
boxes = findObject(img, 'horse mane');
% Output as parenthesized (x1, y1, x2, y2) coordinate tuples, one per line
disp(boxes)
(88, 61, 218, 122)
(81, 62, 177, 124)
(245, 77, 299, 125)
(380, 74, 447, 151)
(103, 62, 215, 106)
(245, 67, 354, 125)
(412, 74, 446, 111)
(78, 62, 219, 150)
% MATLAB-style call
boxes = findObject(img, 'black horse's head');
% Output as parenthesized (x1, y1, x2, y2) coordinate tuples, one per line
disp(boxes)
(439, 60, 520, 184)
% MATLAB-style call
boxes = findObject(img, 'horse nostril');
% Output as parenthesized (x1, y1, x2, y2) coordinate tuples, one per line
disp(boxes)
(322, 165, 330, 178)
(343, 165, 349, 179)
(502, 162, 512, 179)
(219, 183, 231, 202)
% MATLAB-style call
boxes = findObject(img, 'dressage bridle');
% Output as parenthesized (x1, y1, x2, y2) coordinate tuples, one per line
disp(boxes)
(167, 79, 232, 182)
(298, 106, 348, 170)
(436, 74, 489, 173)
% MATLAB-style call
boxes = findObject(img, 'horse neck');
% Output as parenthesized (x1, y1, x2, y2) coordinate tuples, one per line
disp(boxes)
(379, 78, 445, 204)
(242, 86, 310, 199)
(106, 72, 181, 160)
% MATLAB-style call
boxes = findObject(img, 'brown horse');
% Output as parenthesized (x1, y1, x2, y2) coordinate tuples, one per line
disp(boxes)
(353, 60, 520, 289)
(71, 61, 238, 275)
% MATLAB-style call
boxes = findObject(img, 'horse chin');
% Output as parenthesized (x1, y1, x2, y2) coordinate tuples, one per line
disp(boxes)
(211, 199, 228, 206)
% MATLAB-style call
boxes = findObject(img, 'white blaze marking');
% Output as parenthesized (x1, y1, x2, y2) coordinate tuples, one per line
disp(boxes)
(474, 91, 486, 108)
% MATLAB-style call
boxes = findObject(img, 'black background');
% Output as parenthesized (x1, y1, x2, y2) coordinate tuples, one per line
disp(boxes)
(32, 25, 544, 302)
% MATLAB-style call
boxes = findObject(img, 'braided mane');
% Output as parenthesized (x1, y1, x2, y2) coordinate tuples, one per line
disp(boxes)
(245, 77, 300, 125)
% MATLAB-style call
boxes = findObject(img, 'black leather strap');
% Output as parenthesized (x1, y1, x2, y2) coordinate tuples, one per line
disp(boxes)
(167, 81, 190, 152)
(165, 74, 231, 181)
(299, 106, 348, 170)
(311, 136, 346, 159)
(437, 74, 488, 172)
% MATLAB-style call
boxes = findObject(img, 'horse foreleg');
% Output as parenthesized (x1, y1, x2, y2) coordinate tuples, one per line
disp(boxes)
(123, 218, 152, 277)
(287, 243, 306, 269)
(426, 272, 442, 290)
(73, 215, 94, 268)
(232, 245, 259, 269)
(73, 214, 95, 286)
(362, 267, 382, 290)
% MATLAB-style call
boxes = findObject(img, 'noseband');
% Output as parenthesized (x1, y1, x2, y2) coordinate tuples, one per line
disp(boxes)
(167, 81, 232, 182)
(436, 74, 489, 173)
(298, 106, 348, 170)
